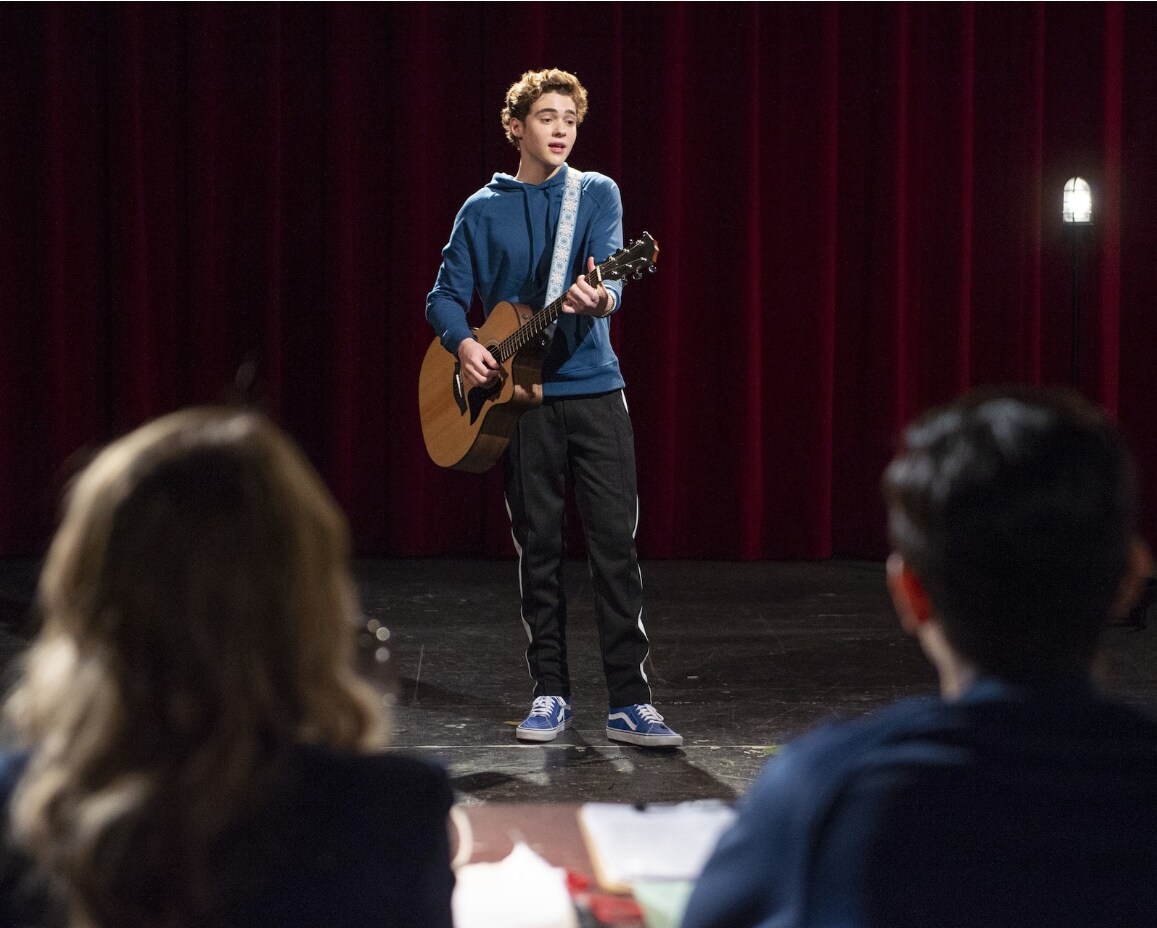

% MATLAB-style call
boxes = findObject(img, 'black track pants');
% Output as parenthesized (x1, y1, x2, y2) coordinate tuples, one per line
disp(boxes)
(503, 390, 652, 709)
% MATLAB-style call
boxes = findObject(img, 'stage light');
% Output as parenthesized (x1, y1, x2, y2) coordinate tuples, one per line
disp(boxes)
(1063, 177, 1092, 225)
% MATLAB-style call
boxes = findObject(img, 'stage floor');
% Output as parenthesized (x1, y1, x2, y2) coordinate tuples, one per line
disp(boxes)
(3, 558, 1156, 806)
(351, 558, 1157, 806)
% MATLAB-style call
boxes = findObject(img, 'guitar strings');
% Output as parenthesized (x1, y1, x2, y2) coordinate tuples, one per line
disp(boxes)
(494, 267, 601, 362)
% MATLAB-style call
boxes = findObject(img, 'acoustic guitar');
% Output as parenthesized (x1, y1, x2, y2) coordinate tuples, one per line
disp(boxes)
(419, 232, 659, 472)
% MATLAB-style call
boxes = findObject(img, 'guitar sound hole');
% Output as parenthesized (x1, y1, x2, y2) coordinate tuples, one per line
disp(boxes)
(466, 378, 502, 424)
(472, 379, 501, 401)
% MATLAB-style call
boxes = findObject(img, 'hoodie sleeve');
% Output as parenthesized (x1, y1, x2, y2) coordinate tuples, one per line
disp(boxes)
(425, 206, 479, 356)
(582, 175, 625, 314)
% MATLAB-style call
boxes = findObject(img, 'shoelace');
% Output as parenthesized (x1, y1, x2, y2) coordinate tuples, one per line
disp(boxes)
(528, 696, 564, 718)
(634, 704, 665, 724)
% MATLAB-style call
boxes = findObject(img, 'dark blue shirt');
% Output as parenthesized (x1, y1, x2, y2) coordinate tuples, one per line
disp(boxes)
(0, 744, 455, 928)
(682, 677, 1157, 928)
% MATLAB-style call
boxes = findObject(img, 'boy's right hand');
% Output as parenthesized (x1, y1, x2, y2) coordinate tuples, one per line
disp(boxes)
(457, 338, 501, 392)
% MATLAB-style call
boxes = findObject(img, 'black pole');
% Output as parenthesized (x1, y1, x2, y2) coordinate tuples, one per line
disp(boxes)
(1066, 223, 1091, 390)
(1069, 233, 1081, 389)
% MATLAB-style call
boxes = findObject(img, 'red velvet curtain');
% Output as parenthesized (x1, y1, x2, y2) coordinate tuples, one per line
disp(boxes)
(2, 2, 1155, 560)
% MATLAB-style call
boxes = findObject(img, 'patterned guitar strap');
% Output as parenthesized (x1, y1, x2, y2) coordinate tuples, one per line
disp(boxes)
(541, 166, 583, 340)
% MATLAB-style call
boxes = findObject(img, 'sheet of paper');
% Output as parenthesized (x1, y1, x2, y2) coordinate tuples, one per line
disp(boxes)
(578, 800, 736, 893)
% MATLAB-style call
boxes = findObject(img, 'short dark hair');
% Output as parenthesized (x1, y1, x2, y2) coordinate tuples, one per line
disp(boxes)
(882, 386, 1137, 680)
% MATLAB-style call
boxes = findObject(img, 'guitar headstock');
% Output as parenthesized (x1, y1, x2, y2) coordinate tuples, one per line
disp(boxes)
(600, 232, 659, 282)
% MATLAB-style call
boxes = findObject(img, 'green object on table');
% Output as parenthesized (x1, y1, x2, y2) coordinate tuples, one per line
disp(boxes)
(632, 880, 695, 928)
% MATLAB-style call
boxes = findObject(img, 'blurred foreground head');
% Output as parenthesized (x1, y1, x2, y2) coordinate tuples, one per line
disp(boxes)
(5, 407, 383, 926)
(883, 386, 1145, 683)
(12, 406, 381, 750)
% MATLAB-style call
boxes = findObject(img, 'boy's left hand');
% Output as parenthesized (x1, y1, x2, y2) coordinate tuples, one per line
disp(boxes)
(562, 256, 611, 316)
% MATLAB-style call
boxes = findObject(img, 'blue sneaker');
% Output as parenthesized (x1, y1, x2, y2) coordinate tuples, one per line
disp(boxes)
(516, 696, 572, 742)
(606, 704, 683, 747)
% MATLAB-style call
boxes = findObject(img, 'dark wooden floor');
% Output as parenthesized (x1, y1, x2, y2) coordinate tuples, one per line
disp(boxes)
(4, 558, 1157, 807)
(352, 558, 1157, 806)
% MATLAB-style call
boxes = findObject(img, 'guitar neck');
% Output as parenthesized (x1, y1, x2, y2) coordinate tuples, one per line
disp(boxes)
(493, 268, 602, 363)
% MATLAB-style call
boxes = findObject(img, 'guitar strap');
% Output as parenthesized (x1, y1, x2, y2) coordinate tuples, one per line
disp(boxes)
(542, 166, 583, 339)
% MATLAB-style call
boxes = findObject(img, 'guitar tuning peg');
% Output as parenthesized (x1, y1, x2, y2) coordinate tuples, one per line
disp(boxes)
(647, 266, 657, 273)
(633, 271, 642, 280)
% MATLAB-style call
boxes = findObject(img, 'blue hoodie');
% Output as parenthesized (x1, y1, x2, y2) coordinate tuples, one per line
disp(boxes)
(426, 165, 626, 397)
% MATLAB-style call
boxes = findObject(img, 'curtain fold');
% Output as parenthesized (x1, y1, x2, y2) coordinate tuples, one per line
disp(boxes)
(1, 2, 1154, 560)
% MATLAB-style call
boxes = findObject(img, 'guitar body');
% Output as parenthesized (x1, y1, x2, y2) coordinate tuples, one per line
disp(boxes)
(418, 300, 547, 473)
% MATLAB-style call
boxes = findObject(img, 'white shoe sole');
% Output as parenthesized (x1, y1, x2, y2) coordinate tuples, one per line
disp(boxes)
(606, 727, 683, 747)
(516, 718, 572, 742)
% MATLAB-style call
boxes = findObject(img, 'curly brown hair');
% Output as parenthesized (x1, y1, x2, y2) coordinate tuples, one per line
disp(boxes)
(501, 68, 589, 147)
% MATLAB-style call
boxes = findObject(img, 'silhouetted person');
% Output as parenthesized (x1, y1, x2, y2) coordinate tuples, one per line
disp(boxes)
(0, 408, 455, 928)
(682, 386, 1157, 928)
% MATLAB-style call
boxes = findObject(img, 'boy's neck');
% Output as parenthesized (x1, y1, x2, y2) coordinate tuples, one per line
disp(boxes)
(514, 160, 564, 185)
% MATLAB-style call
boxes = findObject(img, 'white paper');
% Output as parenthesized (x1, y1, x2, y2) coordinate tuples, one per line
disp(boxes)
(578, 800, 736, 891)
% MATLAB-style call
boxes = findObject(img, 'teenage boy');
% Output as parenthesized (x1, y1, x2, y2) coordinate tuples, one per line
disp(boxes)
(425, 68, 681, 747)
(682, 386, 1157, 927)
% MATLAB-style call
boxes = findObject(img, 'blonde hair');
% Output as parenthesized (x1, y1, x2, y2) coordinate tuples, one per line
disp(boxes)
(501, 68, 589, 147)
(4, 407, 383, 926)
